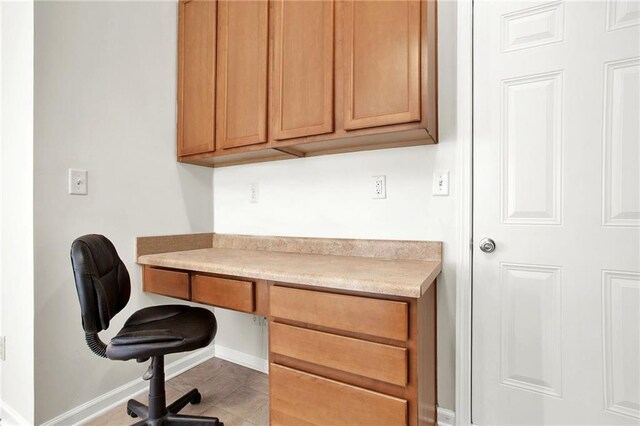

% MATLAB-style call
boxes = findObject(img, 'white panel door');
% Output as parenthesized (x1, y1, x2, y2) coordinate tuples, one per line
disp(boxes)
(473, 1, 640, 424)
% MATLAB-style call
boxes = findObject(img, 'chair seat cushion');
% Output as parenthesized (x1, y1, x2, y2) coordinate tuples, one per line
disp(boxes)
(106, 305, 216, 361)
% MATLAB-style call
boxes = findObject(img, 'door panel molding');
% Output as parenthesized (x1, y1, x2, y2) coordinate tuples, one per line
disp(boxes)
(602, 270, 640, 419)
(602, 57, 640, 227)
(501, 71, 563, 225)
(501, 1, 565, 53)
(500, 263, 563, 398)
(606, 0, 640, 32)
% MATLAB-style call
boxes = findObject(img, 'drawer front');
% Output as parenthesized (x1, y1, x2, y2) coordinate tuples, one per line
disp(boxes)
(143, 266, 190, 300)
(192, 274, 255, 313)
(271, 322, 408, 386)
(269, 286, 408, 341)
(270, 363, 407, 426)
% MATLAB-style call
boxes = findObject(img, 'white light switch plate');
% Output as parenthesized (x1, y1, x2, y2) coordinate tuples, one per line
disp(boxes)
(69, 169, 88, 195)
(432, 170, 449, 196)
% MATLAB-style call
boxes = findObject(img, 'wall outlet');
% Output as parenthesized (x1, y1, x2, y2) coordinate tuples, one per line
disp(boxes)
(69, 168, 88, 195)
(372, 175, 386, 199)
(432, 170, 449, 196)
(249, 183, 259, 203)
(0, 336, 6, 361)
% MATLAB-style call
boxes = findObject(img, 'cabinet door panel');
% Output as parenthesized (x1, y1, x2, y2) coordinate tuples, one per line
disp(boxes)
(343, 0, 421, 130)
(178, 0, 216, 156)
(216, 0, 268, 149)
(272, 0, 334, 141)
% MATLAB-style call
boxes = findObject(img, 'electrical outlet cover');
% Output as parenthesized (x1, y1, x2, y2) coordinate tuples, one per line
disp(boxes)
(372, 175, 387, 199)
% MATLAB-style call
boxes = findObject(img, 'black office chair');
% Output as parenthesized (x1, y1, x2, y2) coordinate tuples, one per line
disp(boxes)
(70, 234, 223, 425)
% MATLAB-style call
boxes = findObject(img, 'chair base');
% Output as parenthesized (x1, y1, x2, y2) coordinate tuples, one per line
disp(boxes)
(125, 356, 223, 426)
(127, 388, 222, 426)
(131, 413, 222, 426)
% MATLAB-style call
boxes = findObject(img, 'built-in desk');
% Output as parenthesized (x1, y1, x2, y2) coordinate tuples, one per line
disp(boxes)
(136, 233, 442, 426)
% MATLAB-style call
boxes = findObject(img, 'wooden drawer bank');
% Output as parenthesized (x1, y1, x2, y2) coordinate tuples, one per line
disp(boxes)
(142, 268, 438, 426)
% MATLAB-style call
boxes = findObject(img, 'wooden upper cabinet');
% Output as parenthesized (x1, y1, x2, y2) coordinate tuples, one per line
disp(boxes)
(343, 0, 421, 130)
(271, 0, 334, 141)
(177, 0, 437, 167)
(216, 0, 269, 150)
(177, 0, 216, 156)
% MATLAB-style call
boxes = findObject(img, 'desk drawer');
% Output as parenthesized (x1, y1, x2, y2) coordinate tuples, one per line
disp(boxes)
(269, 286, 408, 341)
(271, 322, 407, 386)
(192, 274, 255, 313)
(143, 266, 190, 300)
(270, 363, 407, 426)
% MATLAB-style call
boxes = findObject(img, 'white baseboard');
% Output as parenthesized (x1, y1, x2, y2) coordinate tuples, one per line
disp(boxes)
(213, 345, 268, 374)
(437, 407, 456, 426)
(0, 400, 32, 426)
(41, 346, 215, 426)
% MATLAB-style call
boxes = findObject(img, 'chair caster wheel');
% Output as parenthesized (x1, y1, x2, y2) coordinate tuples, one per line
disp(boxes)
(190, 391, 202, 405)
(127, 408, 138, 418)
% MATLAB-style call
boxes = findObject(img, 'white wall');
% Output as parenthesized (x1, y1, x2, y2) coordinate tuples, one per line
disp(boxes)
(0, 1, 35, 423)
(212, 1, 458, 410)
(33, 2, 213, 423)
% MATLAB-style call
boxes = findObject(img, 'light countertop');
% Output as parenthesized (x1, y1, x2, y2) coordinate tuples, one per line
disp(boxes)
(136, 234, 442, 298)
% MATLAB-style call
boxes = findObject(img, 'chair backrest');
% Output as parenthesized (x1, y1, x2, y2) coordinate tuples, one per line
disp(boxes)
(70, 234, 131, 334)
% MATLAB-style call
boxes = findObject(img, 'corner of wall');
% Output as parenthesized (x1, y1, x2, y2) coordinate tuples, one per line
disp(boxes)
(0, 0, 36, 423)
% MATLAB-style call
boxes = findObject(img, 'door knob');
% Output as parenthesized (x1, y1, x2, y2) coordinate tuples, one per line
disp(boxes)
(479, 238, 496, 253)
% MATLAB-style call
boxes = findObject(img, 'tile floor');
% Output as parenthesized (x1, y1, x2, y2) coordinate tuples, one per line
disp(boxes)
(85, 357, 268, 426)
